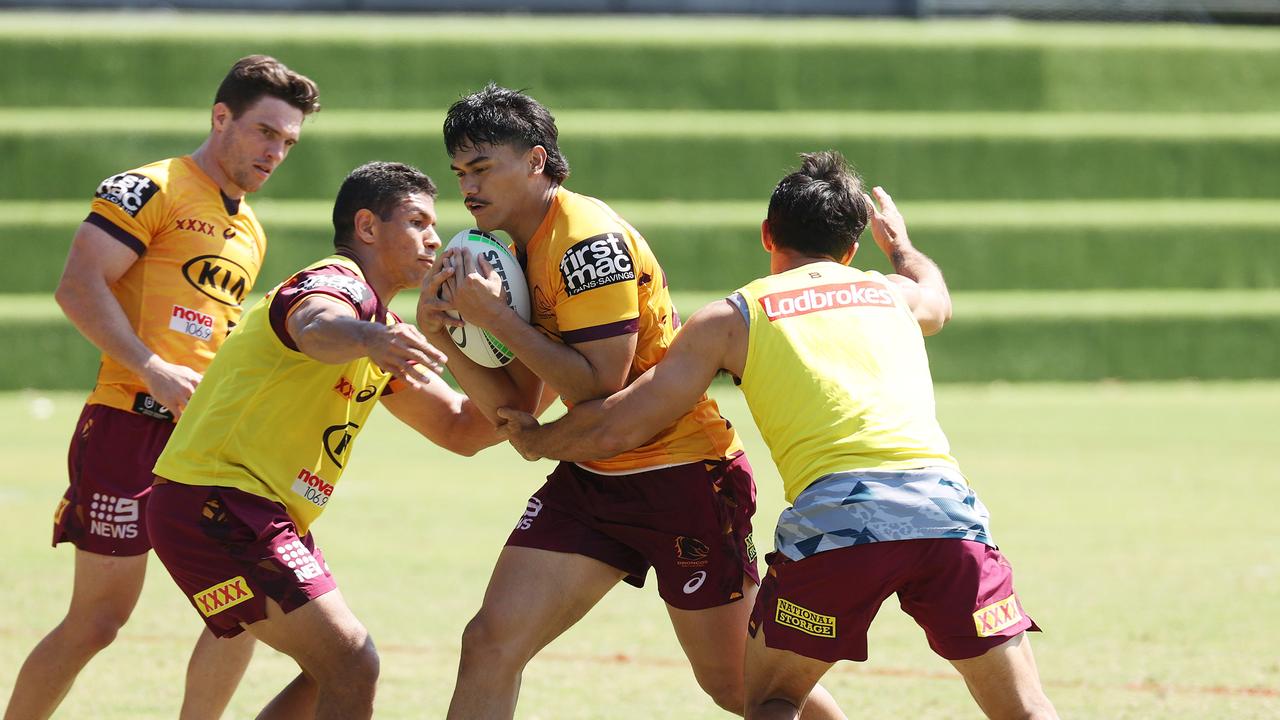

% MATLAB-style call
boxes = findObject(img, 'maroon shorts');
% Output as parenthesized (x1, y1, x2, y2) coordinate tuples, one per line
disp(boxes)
(147, 480, 337, 638)
(506, 455, 760, 610)
(53, 403, 175, 556)
(749, 539, 1040, 662)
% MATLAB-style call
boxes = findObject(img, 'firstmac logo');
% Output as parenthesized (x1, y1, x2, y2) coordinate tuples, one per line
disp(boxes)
(758, 281, 894, 321)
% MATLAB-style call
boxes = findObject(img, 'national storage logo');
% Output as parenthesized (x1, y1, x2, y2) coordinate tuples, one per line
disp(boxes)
(775, 597, 836, 638)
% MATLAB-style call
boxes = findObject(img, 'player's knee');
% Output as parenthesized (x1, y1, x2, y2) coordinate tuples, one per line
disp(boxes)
(349, 643, 380, 688)
(458, 611, 527, 674)
(64, 608, 131, 651)
(696, 670, 746, 714)
(1016, 695, 1059, 720)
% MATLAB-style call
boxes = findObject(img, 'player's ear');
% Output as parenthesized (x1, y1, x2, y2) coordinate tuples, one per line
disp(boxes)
(527, 145, 548, 176)
(353, 208, 378, 245)
(840, 241, 858, 264)
(210, 102, 233, 133)
(760, 219, 774, 253)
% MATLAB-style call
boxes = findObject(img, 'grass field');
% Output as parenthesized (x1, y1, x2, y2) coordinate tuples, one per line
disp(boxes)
(1, 384, 1277, 718)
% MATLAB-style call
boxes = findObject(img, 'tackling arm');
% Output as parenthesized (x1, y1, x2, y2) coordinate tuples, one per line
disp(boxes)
(499, 299, 746, 462)
(380, 379, 502, 457)
(288, 295, 446, 392)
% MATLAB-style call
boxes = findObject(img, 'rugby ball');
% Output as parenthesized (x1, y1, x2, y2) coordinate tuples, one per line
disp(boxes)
(442, 229, 531, 368)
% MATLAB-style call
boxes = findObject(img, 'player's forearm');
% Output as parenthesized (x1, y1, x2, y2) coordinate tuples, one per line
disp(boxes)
(55, 275, 156, 375)
(293, 315, 381, 364)
(888, 242, 942, 291)
(521, 400, 630, 462)
(428, 328, 540, 423)
(399, 388, 503, 457)
(890, 243, 953, 328)
(484, 311, 611, 406)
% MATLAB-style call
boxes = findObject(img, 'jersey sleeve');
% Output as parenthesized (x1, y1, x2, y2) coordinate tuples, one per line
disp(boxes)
(85, 170, 167, 255)
(553, 231, 641, 344)
(268, 265, 379, 351)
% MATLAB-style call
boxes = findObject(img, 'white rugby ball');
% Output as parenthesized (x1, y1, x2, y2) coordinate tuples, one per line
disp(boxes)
(442, 228, 531, 368)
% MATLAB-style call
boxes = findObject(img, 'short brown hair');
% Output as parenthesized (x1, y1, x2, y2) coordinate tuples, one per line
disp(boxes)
(766, 151, 869, 260)
(214, 55, 320, 118)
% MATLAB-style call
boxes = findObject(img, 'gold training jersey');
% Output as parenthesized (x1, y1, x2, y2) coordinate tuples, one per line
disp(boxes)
(85, 156, 267, 418)
(735, 262, 958, 503)
(523, 187, 742, 473)
(154, 254, 394, 534)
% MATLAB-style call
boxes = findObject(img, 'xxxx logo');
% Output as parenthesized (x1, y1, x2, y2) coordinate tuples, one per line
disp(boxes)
(192, 576, 255, 617)
(973, 594, 1023, 638)
(176, 218, 216, 237)
(333, 377, 377, 403)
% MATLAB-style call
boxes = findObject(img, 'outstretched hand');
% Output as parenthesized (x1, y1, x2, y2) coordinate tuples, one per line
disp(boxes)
(366, 323, 447, 392)
(864, 186, 912, 260)
(496, 406, 543, 461)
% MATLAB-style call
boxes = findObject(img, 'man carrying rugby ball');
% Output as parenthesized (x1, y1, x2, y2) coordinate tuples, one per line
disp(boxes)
(419, 84, 844, 720)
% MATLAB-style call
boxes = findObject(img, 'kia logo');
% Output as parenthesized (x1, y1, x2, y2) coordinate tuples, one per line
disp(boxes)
(182, 254, 252, 306)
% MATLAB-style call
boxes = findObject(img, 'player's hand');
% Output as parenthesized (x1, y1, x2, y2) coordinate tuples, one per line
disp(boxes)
(417, 249, 464, 336)
(365, 323, 448, 392)
(139, 356, 202, 419)
(495, 406, 543, 461)
(864, 186, 912, 260)
(450, 247, 509, 328)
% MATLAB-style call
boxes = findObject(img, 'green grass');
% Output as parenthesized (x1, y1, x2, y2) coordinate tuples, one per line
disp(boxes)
(8, 290, 1280, 324)
(4, 291, 1279, 386)
(9, 199, 1280, 293)
(1, 13, 1278, 46)
(4, 130, 1279, 202)
(0, 384, 1277, 718)
(3, 16, 1280, 116)
(12, 198, 1280, 228)
(4, 109, 1279, 139)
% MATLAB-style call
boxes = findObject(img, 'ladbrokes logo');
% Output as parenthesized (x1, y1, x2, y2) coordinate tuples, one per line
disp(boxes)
(292, 468, 334, 509)
(758, 281, 894, 321)
(169, 304, 214, 341)
(182, 255, 252, 306)
(192, 576, 254, 617)
(559, 233, 635, 297)
(95, 172, 159, 217)
(775, 598, 837, 638)
(973, 594, 1023, 638)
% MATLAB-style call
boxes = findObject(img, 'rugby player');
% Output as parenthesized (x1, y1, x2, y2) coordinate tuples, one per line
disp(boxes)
(147, 161, 498, 720)
(499, 153, 1059, 719)
(420, 84, 843, 719)
(5, 56, 319, 720)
